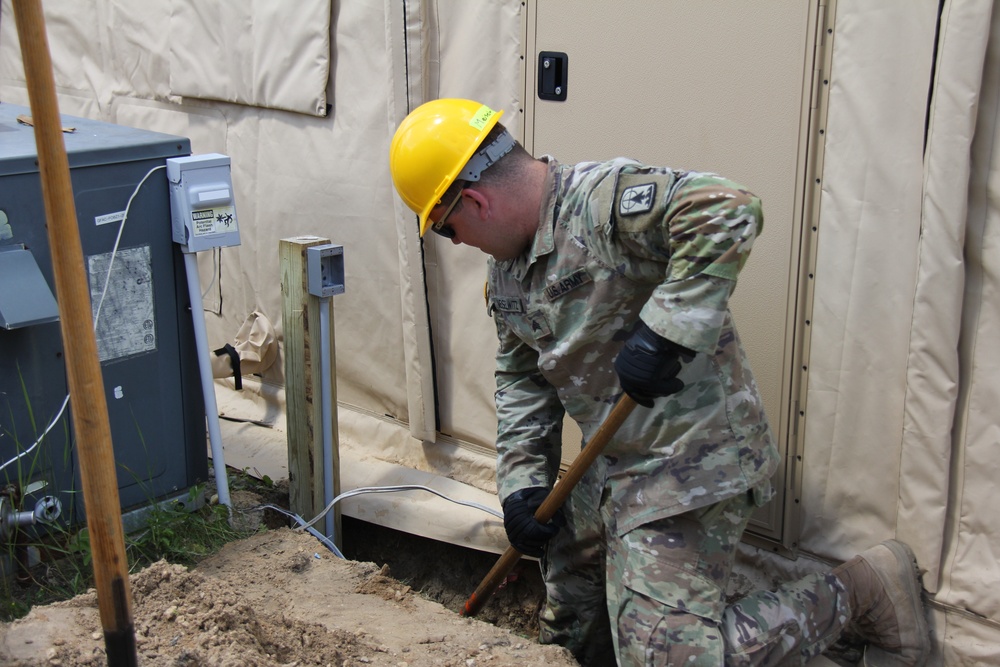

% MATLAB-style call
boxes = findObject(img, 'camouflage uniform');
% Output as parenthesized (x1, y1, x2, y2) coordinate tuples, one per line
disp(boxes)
(488, 158, 852, 665)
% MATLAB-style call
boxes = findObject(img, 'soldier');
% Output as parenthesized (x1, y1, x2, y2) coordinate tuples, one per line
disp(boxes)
(389, 99, 930, 667)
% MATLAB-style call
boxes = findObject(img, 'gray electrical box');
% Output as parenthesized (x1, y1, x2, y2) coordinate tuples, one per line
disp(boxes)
(166, 153, 241, 252)
(0, 104, 207, 536)
(307, 243, 346, 298)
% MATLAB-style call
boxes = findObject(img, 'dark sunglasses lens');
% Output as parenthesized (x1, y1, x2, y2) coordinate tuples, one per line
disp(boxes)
(432, 224, 456, 239)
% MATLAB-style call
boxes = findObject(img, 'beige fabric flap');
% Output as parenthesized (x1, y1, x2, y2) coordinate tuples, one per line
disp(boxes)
(901, 0, 993, 593)
(935, 0, 1000, 622)
(800, 0, 940, 558)
(387, 0, 436, 443)
(0, 0, 105, 98)
(168, 0, 331, 117)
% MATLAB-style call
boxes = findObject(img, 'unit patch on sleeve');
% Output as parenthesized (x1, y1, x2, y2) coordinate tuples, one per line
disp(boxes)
(611, 168, 675, 233)
(619, 183, 656, 216)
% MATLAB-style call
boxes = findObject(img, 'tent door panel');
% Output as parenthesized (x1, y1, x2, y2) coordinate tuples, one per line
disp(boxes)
(525, 0, 823, 549)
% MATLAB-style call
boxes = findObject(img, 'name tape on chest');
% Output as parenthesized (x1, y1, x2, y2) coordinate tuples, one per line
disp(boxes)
(491, 296, 525, 314)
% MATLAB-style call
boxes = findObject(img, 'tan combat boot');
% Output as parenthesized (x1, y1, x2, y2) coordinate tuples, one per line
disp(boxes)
(833, 540, 931, 667)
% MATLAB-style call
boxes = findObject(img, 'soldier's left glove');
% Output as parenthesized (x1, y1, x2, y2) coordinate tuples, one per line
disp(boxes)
(614, 320, 695, 407)
(502, 487, 564, 557)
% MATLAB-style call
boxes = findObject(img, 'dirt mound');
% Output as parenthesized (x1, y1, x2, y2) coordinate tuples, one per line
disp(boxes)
(0, 528, 578, 667)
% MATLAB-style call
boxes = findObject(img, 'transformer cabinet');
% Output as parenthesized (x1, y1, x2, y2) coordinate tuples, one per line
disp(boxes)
(0, 103, 206, 548)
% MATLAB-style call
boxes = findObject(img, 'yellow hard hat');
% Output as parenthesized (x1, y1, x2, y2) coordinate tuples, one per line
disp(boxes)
(389, 99, 504, 236)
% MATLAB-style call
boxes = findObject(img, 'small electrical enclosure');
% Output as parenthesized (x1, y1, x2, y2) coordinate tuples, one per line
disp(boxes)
(166, 153, 241, 252)
(307, 244, 346, 298)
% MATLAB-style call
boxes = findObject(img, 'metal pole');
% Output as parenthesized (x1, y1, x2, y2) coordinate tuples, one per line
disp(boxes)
(183, 252, 231, 507)
(319, 297, 335, 540)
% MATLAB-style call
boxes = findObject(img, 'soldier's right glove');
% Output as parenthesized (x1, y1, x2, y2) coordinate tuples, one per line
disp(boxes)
(614, 320, 695, 407)
(502, 487, 564, 557)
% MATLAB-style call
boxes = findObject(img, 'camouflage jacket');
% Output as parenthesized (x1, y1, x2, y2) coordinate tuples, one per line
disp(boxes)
(488, 157, 779, 536)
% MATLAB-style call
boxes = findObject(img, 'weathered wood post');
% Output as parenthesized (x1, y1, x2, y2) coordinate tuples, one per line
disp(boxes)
(280, 236, 341, 548)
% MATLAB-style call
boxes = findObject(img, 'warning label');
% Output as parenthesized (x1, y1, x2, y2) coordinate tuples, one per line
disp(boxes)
(190, 206, 237, 236)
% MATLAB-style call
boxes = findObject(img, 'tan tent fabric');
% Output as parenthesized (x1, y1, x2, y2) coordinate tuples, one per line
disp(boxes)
(935, 0, 1000, 626)
(800, 0, 939, 557)
(107, 1, 173, 101)
(6, 0, 102, 98)
(424, 0, 525, 448)
(803, 0, 1000, 657)
(940, 612, 1000, 666)
(902, 0, 994, 593)
(168, 0, 331, 117)
(210, 310, 278, 380)
(386, 0, 436, 443)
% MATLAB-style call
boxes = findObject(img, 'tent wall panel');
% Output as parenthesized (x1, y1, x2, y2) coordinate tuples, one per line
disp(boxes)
(799, 0, 939, 558)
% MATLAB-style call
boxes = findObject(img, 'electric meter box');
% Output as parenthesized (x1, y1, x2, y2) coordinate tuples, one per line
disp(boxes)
(0, 103, 208, 535)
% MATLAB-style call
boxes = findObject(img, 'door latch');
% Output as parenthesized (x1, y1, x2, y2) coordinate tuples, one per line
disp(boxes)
(538, 51, 568, 101)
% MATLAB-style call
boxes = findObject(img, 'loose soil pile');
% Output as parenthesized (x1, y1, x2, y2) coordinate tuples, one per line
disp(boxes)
(0, 526, 576, 666)
(1, 477, 566, 667)
(0, 479, 864, 666)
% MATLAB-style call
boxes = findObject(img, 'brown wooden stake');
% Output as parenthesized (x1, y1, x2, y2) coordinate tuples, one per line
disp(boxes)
(461, 394, 637, 617)
(12, 2, 138, 664)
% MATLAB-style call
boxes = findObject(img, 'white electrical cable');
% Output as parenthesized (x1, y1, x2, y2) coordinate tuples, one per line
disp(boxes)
(92, 165, 165, 327)
(0, 164, 164, 475)
(249, 503, 346, 559)
(200, 248, 219, 302)
(293, 484, 504, 534)
(0, 394, 69, 473)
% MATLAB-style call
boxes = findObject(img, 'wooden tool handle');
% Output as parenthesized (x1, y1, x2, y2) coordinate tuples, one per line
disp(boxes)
(461, 394, 637, 617)
(13, 2, 138, 664)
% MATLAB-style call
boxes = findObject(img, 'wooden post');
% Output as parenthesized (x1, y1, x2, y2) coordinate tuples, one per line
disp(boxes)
(280, 236, 341, 548)
(12, 1, 138, 664)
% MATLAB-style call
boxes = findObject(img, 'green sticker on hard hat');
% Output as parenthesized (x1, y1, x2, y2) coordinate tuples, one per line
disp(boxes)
(469, 105, 496, 131)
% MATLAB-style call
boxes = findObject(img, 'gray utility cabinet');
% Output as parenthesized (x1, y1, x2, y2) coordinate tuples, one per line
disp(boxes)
(0, 103, 206, 535)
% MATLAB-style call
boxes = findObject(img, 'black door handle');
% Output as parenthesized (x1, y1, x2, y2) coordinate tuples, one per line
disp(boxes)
(538, 51, 568, 101)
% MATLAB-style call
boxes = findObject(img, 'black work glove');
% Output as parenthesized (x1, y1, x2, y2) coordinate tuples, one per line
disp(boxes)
(502, 487, 565, 557)
(614, 321, 695, 407)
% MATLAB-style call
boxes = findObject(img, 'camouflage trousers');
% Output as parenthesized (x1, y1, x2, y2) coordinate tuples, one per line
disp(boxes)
(538, 464, 852, 666)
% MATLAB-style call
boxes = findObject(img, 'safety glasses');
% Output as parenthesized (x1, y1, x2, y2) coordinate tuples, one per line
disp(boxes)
(431, 188, 462, 239)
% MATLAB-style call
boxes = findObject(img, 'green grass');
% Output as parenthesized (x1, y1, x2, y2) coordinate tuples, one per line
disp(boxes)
(122, 486, 243, 569)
